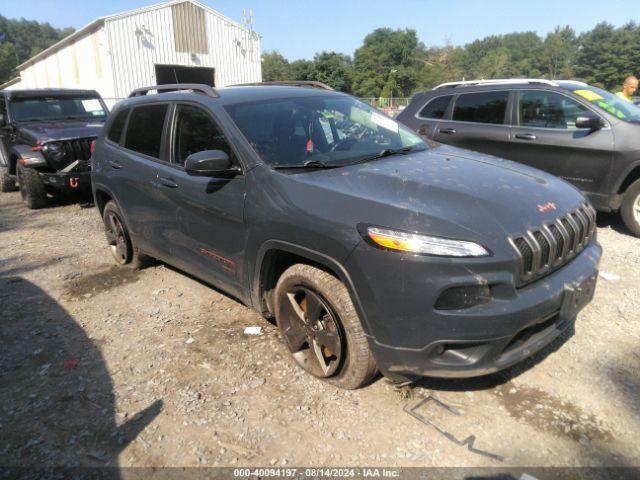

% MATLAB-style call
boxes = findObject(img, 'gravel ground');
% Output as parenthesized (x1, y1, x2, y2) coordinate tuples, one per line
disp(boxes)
(0, 191, 639, 470)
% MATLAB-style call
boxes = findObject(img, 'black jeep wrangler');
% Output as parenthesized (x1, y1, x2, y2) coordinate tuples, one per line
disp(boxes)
(0, 89, 108, 208)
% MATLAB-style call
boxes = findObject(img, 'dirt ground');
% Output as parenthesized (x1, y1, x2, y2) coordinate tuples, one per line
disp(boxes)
(1, 190, 639, 473)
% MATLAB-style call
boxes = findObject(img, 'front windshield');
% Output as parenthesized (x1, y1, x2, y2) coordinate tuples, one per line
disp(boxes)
(572, 86, 640, 123)
(10, 95, 107, 122)
(225, 95, 426, 167)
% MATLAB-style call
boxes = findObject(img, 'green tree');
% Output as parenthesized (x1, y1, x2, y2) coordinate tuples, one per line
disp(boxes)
(309, 51, 352, 92)
(542, 26, 578, 79)
(352, 28, 424, 97)
(261, 50, 291, 81)
(575, 22, 640, 90)
(289, 59, 315, 81)
(0, 42, 18, 84)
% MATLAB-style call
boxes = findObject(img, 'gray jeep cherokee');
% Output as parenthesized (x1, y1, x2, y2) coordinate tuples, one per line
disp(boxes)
(397, 79, 640, 236)
(92, 82, 601, 389)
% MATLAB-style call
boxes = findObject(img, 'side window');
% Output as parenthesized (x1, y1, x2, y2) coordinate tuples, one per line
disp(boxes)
(124, 104, 168, 158)
(453, 91, 509, 125)
(107, 109, 129, 144)
(172, 104, 234, 166)
(418, 95, 452, 119)
(519, 91, 592, 129)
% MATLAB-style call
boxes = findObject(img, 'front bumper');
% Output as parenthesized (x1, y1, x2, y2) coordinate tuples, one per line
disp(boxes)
(39, 167, 92, 193)
(344, 240, 602, 382)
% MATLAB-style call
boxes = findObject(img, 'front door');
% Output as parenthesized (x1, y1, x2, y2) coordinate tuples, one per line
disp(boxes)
(509, 90, 614, 195)
(433, 90, 512, 158)
(154, 103, 247, 298)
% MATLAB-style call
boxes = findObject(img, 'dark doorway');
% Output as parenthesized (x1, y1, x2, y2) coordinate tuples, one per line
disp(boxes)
(155, 64, 215, 86)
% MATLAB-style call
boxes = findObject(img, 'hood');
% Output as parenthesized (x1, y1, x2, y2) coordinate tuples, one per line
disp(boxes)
(280, 144, 588, 245)
(17, 119, 105, 144)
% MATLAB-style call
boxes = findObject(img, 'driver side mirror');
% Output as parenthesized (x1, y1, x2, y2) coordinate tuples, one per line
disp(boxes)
(575, 114, 603, 131)
(184, 150, 241, 177)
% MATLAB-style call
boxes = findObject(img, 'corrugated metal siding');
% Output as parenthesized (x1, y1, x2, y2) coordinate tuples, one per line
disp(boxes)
(106, 2, 261, 98)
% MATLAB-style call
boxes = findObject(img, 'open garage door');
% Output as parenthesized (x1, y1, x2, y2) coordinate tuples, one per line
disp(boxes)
(155, 64, 215, 86)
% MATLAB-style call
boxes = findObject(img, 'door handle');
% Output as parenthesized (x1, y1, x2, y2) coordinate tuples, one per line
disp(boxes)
(158, 176, 178, 188)
(108, 160, 122, 169)
(439, 128, 456, 134)
(515, 133, 537, 141)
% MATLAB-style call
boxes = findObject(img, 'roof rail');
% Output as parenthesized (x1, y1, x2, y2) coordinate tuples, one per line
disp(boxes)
(433, 79, 561, 90)
(128, 83, 219, 98)
(230, 80, 334, 91)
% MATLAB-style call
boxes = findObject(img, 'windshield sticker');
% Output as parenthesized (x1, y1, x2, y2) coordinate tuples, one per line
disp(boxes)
(370, 111, 399, 133)
(81, 99, 103, 113)
(574, 89, 604, 102)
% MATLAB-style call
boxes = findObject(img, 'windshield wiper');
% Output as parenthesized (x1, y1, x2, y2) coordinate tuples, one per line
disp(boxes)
(273, 160, 342, 170)
(348, 146, 422, 166)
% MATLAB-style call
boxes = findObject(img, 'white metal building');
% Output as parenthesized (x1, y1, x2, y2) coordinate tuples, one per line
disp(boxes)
(6, 0, 261, 105)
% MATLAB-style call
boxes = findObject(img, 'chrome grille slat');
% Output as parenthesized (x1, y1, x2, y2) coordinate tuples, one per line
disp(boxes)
(511, 204, 595, 286)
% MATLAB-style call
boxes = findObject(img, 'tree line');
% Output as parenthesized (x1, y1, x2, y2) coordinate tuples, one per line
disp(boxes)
(0, 14, 74, 85)
(263, 22, 640, 98)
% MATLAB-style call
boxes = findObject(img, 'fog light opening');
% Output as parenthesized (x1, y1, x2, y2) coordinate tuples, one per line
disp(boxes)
(434, 285, 492, 311)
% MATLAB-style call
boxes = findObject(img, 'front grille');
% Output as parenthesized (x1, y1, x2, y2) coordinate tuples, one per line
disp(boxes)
(61, 138, 94, 161)
(511, 203, 596, 285)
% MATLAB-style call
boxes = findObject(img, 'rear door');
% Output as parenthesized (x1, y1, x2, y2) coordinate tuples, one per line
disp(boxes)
(407, 94, 453, 139)
(115, 103, 171, 257)
(434, 90, 512, 158)
(509, 89, 614, 194)
(153, 102, 247, 298)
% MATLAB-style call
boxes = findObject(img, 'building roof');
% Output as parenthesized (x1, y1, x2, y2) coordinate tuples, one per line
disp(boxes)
(17, 0, 255, 70)
(0, 77, 22, 90)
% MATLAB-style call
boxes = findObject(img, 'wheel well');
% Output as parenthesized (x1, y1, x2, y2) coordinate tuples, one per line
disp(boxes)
(618, 166, 640, 194)
(258, 249, 337, 318)
(94, 189, 113, 216)
(8, 154, 18, 175)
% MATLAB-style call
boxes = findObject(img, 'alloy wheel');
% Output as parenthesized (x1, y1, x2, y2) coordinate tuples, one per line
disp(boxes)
(279, 286, 344, 378)
(105, 211, 129, 264)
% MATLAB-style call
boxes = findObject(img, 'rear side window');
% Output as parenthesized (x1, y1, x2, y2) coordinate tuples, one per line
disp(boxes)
(418, 95, 452, 119)
(453, 91, 509, 125)
(124, 104, 168, 158)
(107, 109, 129, 144)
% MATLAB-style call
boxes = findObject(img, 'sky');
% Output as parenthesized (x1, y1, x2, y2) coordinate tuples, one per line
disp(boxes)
(2, 0, 639, 60)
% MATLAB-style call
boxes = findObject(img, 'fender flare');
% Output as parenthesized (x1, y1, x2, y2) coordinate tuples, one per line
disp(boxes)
(614, 160, 640, 193)
(9, 145, 47, 171)
(251, 240, 372, 335)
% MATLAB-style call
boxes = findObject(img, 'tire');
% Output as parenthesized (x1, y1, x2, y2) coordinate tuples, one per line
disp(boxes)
(16, 163, 47, 209)
(274, 263, 378, 389)
(0, 166, 16, 192)
(102, 200, 149, 269)
(621, 178, 640, 237)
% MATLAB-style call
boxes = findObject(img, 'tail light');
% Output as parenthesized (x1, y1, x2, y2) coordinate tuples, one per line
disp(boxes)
(90, 140, 96, 154)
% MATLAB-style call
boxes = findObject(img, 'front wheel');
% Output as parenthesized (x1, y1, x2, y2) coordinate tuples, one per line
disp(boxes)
(0, 166, 16, 192)
(102, 200, 148, 268)
(621, 179, 640, 237)
(274, 264, 378, 389)
(17, 163, 47, 209)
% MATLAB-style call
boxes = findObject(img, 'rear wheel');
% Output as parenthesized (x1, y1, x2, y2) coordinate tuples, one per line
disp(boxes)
(102, 200, 148, 268)
(0, 166, 16, 192)
(621, 179, 640, 237)
(274, 264, 378, 389)
(17, 163, 47, 209)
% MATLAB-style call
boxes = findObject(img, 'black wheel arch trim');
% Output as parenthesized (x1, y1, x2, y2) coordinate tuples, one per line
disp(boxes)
(614, 160, 640, 194)
(10, 145, 47, 171)
(251, 240, 373, 336)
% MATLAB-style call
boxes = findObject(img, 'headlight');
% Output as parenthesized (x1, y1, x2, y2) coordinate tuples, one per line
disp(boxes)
(43, 142, 65, 161)
(365, 226, 490, 257)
